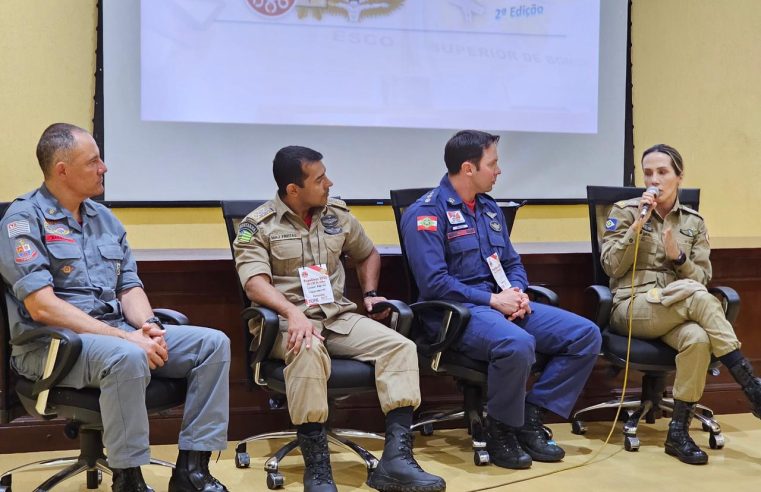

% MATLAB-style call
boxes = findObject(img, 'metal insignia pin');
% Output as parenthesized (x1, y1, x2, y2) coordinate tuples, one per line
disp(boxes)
(486, 211, 497, 219)
(447, 197, 456, 205)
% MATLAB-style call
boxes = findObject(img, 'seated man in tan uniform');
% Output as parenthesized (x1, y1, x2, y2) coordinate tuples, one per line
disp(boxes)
(233, 146, 445, 492)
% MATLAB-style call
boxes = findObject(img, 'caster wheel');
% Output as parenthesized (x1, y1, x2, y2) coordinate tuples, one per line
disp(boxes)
(571, 420, 587, 435)
(266, 472, 285, 489)
(474, 450, 490, 466)
(86, 469, 102, 489)
(624, 436, 640, 452)
(235, 452, 250, 468)
(709, 433, 725, 449)
(420, 423, 434, 436)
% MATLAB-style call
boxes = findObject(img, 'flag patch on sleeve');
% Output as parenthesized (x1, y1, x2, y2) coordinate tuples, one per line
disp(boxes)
(417, 216, 438, 231)
(7, 220, 31, 238)
(605, 218, 618, 231)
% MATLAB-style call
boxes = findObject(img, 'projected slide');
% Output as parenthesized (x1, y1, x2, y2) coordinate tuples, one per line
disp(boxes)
(141, 0, 600, 133)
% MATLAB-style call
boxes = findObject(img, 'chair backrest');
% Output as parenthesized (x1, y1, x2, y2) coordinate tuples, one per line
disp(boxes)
(586, 186, 700, 286)
(220, 200, 266, 385)
(389, 188, 524, 301)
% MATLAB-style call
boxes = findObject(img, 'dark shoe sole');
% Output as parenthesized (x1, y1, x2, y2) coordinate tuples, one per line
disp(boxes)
(367, 473, 446, 492)
(522, 446, 565, 463)
(665, 445, 708, 465)
(488, 456, 533, 470)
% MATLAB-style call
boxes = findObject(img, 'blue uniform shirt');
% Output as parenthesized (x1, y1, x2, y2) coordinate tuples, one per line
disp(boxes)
(0, 185, 143, 355)
(401, 174, 527, 305)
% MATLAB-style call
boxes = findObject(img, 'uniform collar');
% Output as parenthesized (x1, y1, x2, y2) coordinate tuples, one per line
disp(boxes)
(273, 193, 327, 222)
(35, 184, 99, 221)
(439, 174, 490, 209)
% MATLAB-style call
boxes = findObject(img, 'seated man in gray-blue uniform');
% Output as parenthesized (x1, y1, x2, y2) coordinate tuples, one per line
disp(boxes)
(0, 123, 231, 492)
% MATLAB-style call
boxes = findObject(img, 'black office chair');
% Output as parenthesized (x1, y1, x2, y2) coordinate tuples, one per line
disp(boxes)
(569, 186, 738, 451)
(389, 188, 558, 466)
(0, 201, 190, 492)
(220, 200, 414, 490)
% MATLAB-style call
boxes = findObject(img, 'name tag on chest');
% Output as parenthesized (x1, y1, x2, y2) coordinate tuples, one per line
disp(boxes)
(298, 264, 335, 306)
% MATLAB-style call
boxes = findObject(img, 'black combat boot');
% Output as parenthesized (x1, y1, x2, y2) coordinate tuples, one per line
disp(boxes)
(297, 428, 337, 492)
(485, 415, 532, 469)
(168, 450, 229, 491)
(112, 467, 153, 492)
(728, 358, 761, 419)
(366, 422, 446, 492)
(664, 400, 708, 465)
(516, 402, 565, 462)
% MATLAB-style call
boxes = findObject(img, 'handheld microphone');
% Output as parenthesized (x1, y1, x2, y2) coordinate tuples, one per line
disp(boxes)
(640, 186, 660, 218)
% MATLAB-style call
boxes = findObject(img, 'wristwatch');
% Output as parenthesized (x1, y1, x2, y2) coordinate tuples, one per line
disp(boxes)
(144, 315, 165, 330)
(363, 290, 379, 298)
(673, 250, 687, 266)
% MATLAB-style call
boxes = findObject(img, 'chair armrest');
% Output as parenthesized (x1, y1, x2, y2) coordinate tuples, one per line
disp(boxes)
(10, 328, 82, 397)
(369, 299, 413, 338)
(410, 300, 471, 358)
(708, 286, 741, 325)
(241, 306, 280, 364)
(585, 285, 612, 328)
(526, 285, 559, 306)
(152, 308, 189, 326)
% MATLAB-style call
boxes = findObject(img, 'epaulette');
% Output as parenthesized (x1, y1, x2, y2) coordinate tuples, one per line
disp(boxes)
(249, 204, 276, 223)
(418, 189, 437, 206)
(327, 197, 349, 211)
(613, 198, 639, 208)
(679, 205, 703, 219)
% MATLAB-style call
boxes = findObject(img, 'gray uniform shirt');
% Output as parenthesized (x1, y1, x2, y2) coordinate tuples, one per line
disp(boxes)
(0, 185, 143, 355)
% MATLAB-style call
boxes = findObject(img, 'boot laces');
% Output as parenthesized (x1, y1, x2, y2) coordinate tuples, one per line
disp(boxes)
(302, 435, 334, 485)
(198, 451, 224, 487)
(397, 432, 424, 471)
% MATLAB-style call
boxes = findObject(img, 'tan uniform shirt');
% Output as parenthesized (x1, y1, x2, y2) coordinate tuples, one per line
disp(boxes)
(233, 194, 375, 333)
(601, 197, 711, 308)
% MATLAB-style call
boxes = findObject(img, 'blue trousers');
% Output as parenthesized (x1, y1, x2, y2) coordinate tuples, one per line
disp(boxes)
(453, 302, 601, 427)
(12, 324, 231, 468)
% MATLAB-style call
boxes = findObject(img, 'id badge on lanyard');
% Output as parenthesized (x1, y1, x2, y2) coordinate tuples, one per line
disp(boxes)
(486, 252, 512, 291)
(298, 264, 335, 306)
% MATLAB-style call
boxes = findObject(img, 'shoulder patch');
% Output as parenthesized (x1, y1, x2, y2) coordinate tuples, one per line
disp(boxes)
(605, 217, 619, 231)
(327, 197, 349, 211)
(236, 219, 259, 244)
(680, 205, 703, 219)
(249, 205, 276, 223)
(614, 198, 638, 208)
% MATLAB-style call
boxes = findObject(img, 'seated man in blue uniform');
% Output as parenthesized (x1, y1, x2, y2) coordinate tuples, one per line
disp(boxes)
(401, 130, 602, 469)
(0, 123, 231, 492)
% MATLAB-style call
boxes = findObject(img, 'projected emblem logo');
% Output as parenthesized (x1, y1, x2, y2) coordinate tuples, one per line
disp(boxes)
(246, 0, 296, 17)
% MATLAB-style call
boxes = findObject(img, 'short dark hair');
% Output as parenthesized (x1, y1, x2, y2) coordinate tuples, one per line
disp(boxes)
(444, 130, 500, 174)
(273, 145, 323, 197)
(36, 123, 88, 178)
(642, 143, 684, 176)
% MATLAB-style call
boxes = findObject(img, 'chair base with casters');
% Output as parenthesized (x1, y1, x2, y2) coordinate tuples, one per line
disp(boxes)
(570, 370, 724, 452)
(234, 302, 412, 490)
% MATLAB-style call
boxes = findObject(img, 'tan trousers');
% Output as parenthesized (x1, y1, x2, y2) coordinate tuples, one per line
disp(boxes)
(270, 312, 421, 425)
(611, 290, 740, 403)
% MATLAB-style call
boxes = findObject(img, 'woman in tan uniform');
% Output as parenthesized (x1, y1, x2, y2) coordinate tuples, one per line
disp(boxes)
(601, 144, 761, 465)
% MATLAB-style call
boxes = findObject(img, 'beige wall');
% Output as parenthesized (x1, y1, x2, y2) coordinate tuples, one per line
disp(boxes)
(2, 0, 759, 249)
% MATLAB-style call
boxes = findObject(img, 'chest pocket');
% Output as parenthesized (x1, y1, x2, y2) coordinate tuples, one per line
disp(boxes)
(487, 230, 506, 253)
(323, 233, 346, 274)
(271, 239, 303, 277)
(446, 234, 480, 275)
(48, 243, 86, 288)
(677, 229, 698, 260)
(636, 231, 659, 268)
(96, 242, 124, 292)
